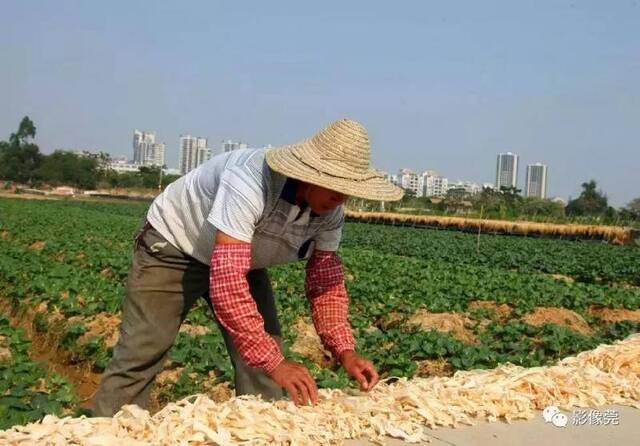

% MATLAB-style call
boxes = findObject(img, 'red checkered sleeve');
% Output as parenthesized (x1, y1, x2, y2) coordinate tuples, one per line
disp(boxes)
(305, 250, 356, 361)
(209, 244, 284, 374)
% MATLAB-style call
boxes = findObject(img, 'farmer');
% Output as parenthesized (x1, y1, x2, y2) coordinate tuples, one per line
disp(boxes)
(93, 118, 403, 416)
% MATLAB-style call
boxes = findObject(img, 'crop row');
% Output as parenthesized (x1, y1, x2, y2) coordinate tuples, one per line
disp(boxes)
(1, 196, 639, 415)
(4, 198, 640, 287)
(342, 223, 640, 285)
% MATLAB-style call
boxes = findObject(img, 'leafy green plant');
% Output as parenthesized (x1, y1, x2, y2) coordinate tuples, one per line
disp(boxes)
(0, 318, 76, 430)
(0, 196, 638, 431)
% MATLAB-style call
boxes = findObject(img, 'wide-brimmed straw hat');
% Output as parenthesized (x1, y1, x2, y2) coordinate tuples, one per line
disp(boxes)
(265, 118, 404, 201)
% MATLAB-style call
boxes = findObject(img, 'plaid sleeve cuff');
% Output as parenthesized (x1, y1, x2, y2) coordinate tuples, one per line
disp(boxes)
(334, 346, 355, 363)
(305, 250, 356, 360)
(263, 352, 285, 375)
(330, 336, 356, 362)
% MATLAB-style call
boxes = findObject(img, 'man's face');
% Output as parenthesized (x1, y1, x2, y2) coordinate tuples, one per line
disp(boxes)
(299, 182, 348, 215)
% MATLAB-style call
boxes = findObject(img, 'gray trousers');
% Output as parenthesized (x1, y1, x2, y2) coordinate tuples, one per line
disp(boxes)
(93, 223, 285, 417)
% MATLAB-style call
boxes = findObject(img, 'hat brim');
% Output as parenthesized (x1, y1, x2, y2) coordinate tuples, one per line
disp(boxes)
(266, 146, 404, 202)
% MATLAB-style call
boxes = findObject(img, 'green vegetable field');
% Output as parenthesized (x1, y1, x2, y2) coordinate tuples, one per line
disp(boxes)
(1, 196, 639, 429)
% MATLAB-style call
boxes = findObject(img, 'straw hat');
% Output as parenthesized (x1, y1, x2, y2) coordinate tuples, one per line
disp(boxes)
(265, 118, 404, 201)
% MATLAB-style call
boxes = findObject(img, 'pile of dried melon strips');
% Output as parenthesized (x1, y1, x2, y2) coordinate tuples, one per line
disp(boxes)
(3, 334, 639, 445)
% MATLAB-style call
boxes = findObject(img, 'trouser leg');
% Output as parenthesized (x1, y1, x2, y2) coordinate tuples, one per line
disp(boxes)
(93, 227, 205, 417)
(205, 268, 286, 401)
(94, 225, 287, 415)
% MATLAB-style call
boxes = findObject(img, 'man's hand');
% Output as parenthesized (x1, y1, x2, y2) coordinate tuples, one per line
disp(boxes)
(339, 350, 379, 391)
(268, 360, 318, 406)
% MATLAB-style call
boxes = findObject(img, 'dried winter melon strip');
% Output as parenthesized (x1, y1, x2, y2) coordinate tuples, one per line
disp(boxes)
(1, 335, 638, 445)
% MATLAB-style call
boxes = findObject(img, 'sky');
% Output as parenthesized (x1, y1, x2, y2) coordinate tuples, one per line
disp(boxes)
(1, 1, 639, 206)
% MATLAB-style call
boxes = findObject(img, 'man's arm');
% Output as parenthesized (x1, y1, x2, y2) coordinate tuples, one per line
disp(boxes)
(210, 231, 318, 405)
(209, 232, 283, 372)
(304, 250, 356, 358)
(305, 250, 379, 390)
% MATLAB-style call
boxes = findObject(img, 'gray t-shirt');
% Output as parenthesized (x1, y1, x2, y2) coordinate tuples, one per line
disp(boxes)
(147, 148, 343, 269)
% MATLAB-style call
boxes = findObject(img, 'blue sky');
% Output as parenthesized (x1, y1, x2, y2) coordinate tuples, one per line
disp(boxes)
(1, 1, 638, 205)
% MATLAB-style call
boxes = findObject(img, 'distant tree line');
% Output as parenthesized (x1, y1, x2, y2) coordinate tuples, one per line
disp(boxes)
(0, 117, 180, 191)
(350, 177, 640, 226)
(2, 116, 639, 226)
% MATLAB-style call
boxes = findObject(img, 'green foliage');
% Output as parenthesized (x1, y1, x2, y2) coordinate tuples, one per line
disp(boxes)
(35, 151, 100, 189)
(349, 181, 638, 226)
(566, 180, 610, 216)
(519, 197, 565, 219)
(0, 196, 638, 430)
(625, 197, 640, 219)
(10, 116, 36, 145)
(61, 323, 87, 348)
(0, 116, 43, 184)
(341, 223, 640, 286)
(599, 320, 640, 342)
(0, 318, 76, 430)
(98, 165, 182, 190)
(169, 331, 233, 381)
(538, 324, 599, 356)
(314, 367, 351, 389)
(162, 367, 203, 401)
(0, 117, 181, 191)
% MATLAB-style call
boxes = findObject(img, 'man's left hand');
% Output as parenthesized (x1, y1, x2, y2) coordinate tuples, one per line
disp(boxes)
(339, 350, 379, 391)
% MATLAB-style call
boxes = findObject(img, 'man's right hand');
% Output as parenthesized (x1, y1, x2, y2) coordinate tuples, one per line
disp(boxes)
(268, 360, 318, 406)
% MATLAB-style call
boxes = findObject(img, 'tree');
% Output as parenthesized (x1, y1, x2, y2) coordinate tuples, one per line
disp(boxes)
(35, 150, 99, 189)
(626, 197, 640, 218)
(566, 180, 609, 216)
(9, 116, 36, 146)
(446, 187, 468, 202)
(520, 197, 565, 219)
(474, 187, 502, 214)
(499, 186, 523, 208)
(402, 188, 416, 199)
(470, 186, 523, 219)
(138, 166, 163, 189)
(0, 116, 42, 183)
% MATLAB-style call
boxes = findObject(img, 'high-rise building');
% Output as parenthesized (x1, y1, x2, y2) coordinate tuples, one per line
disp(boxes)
(133, 130, 155, 165)
(526, 163, 548, 199)
(133, 130, 165, 166)
(150, 143, 165, 167)
(179, 135, 209, 175)
(397, 169, 419, 196)
(495, 152, 519, 190)
(196, 140, 210, 167)
(417, 170, 449, 197)
(222, 140, 248, 153)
